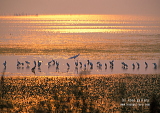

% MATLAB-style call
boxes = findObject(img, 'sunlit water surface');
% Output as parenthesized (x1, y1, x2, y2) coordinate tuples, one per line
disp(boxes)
(0, 15, 160, 45)
(0, 15, 160, 113)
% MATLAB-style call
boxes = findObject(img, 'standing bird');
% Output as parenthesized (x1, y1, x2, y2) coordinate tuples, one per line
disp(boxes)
(87, 60, 90, 65)
(52, 59, 55, 65)
(75, 60, 78, 67)
(145, 62, 148, 68)
(97, 62, 100, 67)
(132, 63, 135, 69)
(109, 60, 114, 68)
(89, 62, 93, 69)
(122, 62, 128, 69)
(98, 63, 102, 68)
(38, 60, 43, 67)
(17, 59, 21, 67)
(136, 62, 140, 69)
(25, 61, 30, 66)
(68, 54, 80, 59)
(66, 63, 70, 72)
(48, 60, 52, 66)
(56, 61, 59, 68)
(153, 63, 157, 69)
(31, 61, 36, 74)
(3, 61, 6, 68)
(34, 61, 36, 67)
(105, 63, 107, 68)
(84, 64, 87, 69)
(79, 62, 82, 68)
(66, 63, 70, 68)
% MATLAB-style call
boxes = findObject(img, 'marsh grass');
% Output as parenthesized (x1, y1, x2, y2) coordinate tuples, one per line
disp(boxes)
(0, 74, 160, 113)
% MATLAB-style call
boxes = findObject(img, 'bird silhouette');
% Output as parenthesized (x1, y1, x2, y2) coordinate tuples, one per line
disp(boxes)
(68, 54, 80, 59)
(3, 61, 6, 68)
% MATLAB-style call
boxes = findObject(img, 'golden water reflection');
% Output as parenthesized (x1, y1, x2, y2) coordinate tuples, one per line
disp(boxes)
(0, 14, 159, 34)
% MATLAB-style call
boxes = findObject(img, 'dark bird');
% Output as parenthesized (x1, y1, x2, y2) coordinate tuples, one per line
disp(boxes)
(105, 63, 107, 67)
(34, 61, 36, 67)
(68, 54, 80, 59)
(79, 62, 82, 66)
(89, 62, 93, 69)
(87, 60, 90, 65)
(17, 59, 21, 66)
(31, 61, 36, 74)
(132, 63, 135, 69)
(109, 60, 114, 67)
(98, 63, 102, 67)
(3, 61, 6, 67)
(48, 60, 52, 66)
(153, 63, 157, 69)
(122, 62, 128, 69)
(38, 60, 43, 67)
(75, 60, 78, 67)
(97, 62, 100, 67)
(66, 63, 70, 68)
(145, 62, 148, 68)
(52, 59, 55, 65)
(136, 62, 140, 69)
(25, 61, 30, 66)
(56, 61, 59, 67)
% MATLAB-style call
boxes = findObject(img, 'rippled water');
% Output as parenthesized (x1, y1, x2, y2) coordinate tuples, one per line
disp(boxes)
(0, 15, 160, 45)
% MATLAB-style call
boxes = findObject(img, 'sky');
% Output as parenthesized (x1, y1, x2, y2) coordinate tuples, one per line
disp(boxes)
(0, 0, 160, 16)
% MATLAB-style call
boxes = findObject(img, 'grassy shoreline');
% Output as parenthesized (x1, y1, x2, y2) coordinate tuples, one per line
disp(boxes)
(1, 74, 160, 112)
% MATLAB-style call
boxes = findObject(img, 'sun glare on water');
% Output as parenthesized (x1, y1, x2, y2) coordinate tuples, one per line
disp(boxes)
(1, 14, 159, 34)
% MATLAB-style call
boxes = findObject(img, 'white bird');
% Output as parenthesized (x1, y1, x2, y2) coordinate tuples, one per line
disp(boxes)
(3, 61, 6, 67)
(68, 54, 80, 59)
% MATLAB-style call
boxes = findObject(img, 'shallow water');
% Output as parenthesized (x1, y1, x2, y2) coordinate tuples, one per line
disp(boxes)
(0, 55, 160, 76)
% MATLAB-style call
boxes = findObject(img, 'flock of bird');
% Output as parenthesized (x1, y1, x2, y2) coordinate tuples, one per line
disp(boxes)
(2, 54, 158, 74)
